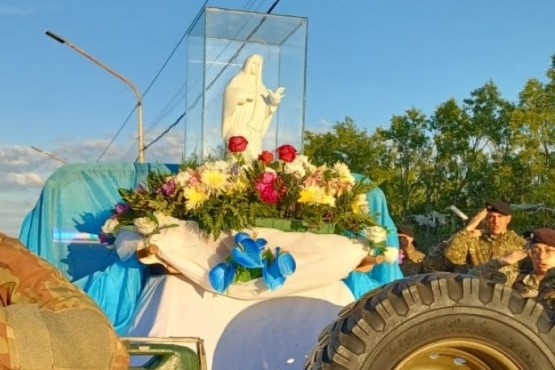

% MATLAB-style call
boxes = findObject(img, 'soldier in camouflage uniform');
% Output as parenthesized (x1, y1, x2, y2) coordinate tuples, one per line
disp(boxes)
(0, 232, 128, 369)
(531, 229, 555, 309)
(397, 225, 425, 276)
(444, 200, 526, 285)
(420, 238, 457, 273)
(473, 228, 555, 304)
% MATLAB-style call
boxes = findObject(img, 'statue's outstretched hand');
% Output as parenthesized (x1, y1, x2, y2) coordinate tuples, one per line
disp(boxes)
(268, 87, 286, 106)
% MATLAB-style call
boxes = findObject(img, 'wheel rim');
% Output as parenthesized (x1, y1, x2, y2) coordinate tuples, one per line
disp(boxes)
(393, 338, 522, 370)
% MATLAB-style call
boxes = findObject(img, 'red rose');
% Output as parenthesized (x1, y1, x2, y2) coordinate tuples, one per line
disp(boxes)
(258, 150, 274, 164)
(228, 136, 248, 153)
(276, 144, 297, 162)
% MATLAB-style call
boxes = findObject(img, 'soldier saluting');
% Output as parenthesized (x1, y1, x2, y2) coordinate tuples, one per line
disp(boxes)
(444, 200, 526, 285)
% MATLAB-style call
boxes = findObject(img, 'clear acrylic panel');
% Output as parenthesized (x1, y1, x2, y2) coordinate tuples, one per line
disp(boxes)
(184, 7, 307, 160)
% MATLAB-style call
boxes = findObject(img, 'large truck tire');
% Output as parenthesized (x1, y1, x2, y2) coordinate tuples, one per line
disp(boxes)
(305, 273, 555, 370)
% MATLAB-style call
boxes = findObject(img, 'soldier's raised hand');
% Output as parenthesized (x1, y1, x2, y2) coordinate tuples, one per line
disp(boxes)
(498, 249, 528, 266)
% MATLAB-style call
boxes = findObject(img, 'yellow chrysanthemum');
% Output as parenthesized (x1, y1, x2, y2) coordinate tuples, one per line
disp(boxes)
(322, 194, 336, 207)
(227, 176, 249, 194)
(298, 186, 336, 207)
(200, 169, 228, 192)
(184, 187, 209, 210)
(351, 193, 369, 214)
(333, 162, 355, 185)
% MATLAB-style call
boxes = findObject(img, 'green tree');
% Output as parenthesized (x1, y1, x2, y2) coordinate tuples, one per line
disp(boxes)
(304, 117, 389, 181)
(461, 81, 514, 202)
(509, 56, 555, 204)
(427, 82, 510, 209)
(301, 56, 555, 230)
(377, 108, 433, 217)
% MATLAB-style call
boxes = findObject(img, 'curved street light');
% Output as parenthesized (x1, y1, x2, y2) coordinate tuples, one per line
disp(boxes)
(45, 30, 145, 163)
(30, 146, 68, 164)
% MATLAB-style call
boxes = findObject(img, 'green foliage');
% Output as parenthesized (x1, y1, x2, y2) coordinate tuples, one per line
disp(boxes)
(304, 117, 388, 178)
(333, 180, 378, 235)
(304, 55, 555, 229)
(105, 151, 379, 240)
(511, 207, 555, 234)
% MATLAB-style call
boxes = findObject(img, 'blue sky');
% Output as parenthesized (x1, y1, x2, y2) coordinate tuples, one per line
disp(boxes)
(1, 0, 555, 236)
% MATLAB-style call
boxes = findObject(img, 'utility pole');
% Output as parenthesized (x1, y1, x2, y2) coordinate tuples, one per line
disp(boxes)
(45, 30, 145, 162)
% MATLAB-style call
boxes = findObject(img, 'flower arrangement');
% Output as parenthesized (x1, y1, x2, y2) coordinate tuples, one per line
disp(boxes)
(209, 231, 296, 293)
(100, 136, 378, 242)
(362, 225, 395, 260)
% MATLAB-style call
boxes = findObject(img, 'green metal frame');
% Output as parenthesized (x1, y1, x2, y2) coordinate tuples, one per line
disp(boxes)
(121, 337, 207, 370)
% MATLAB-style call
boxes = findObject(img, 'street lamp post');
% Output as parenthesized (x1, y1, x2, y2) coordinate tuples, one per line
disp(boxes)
(45, 30, 145, 163)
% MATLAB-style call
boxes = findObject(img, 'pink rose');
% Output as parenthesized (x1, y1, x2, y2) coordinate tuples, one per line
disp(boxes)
(276, 144, 297, 162)
(228, 136, 248, 153)
(256, 172, 281, 204)
(259, 187, 280, 204)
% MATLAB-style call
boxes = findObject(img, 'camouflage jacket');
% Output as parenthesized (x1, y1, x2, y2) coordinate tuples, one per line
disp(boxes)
(444, 230, 525, 284)
(471, 264, 555, 309)
(0, 232, 128, 369)
(513, 273, 543, 298)
(538, 268, 555, 310)
(0, 233, 105, 311)
(421, 239, 456, 273)
(471, 258, 538, 292)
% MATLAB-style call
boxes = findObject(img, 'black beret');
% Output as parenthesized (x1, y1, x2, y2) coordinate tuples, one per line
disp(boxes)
(532, 228, 555, 247)
(397, 224, 414, 238)
(485, 200, 512, 216)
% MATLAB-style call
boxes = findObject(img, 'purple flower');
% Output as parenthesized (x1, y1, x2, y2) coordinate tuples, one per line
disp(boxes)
(115, 202, 130, 215)
(157, 178, 176, 197)
(98, 232, 115, 245)
(230, 163, 240, 176)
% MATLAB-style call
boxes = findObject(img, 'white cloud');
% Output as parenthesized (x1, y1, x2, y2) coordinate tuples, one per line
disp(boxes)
(0, 145, 58, 190)
(308, 119, 334, 134)
(0, 145, 36, 166)
(6, 172, 44, 186)
(123, 130, 186, 163)
(0, 193, 36, 238)
(0, 132, 186, 237)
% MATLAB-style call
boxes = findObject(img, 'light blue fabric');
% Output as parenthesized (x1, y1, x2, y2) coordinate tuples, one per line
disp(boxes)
(342, 175, 404, 299)
(18, 162, 178, 334)
(367, 186, 404, 284)
(74, 255, 146, 334)
(342, 271, 383, 299)
(18, 163, 401, 325)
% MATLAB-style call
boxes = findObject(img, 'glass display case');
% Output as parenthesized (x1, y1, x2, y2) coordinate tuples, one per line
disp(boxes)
(184, 7, 307, 160)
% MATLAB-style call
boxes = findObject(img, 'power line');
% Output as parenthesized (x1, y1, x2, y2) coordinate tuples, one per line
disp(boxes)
(134, 112, 186, 162)
(97, 0, 209, 162)
(180, 0, 283, 121)
(266, 0, 281, 13)
(122, 86, 187, 161)
(144, 83, 187, 134)
(135, 0, 282, 159)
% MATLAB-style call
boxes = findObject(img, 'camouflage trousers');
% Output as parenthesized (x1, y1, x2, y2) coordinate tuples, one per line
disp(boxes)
(0, 304, 128, 369)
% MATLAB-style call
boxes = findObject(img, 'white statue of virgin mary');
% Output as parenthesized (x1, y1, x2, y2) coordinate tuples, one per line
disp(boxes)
(221, 54, 285, 159)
